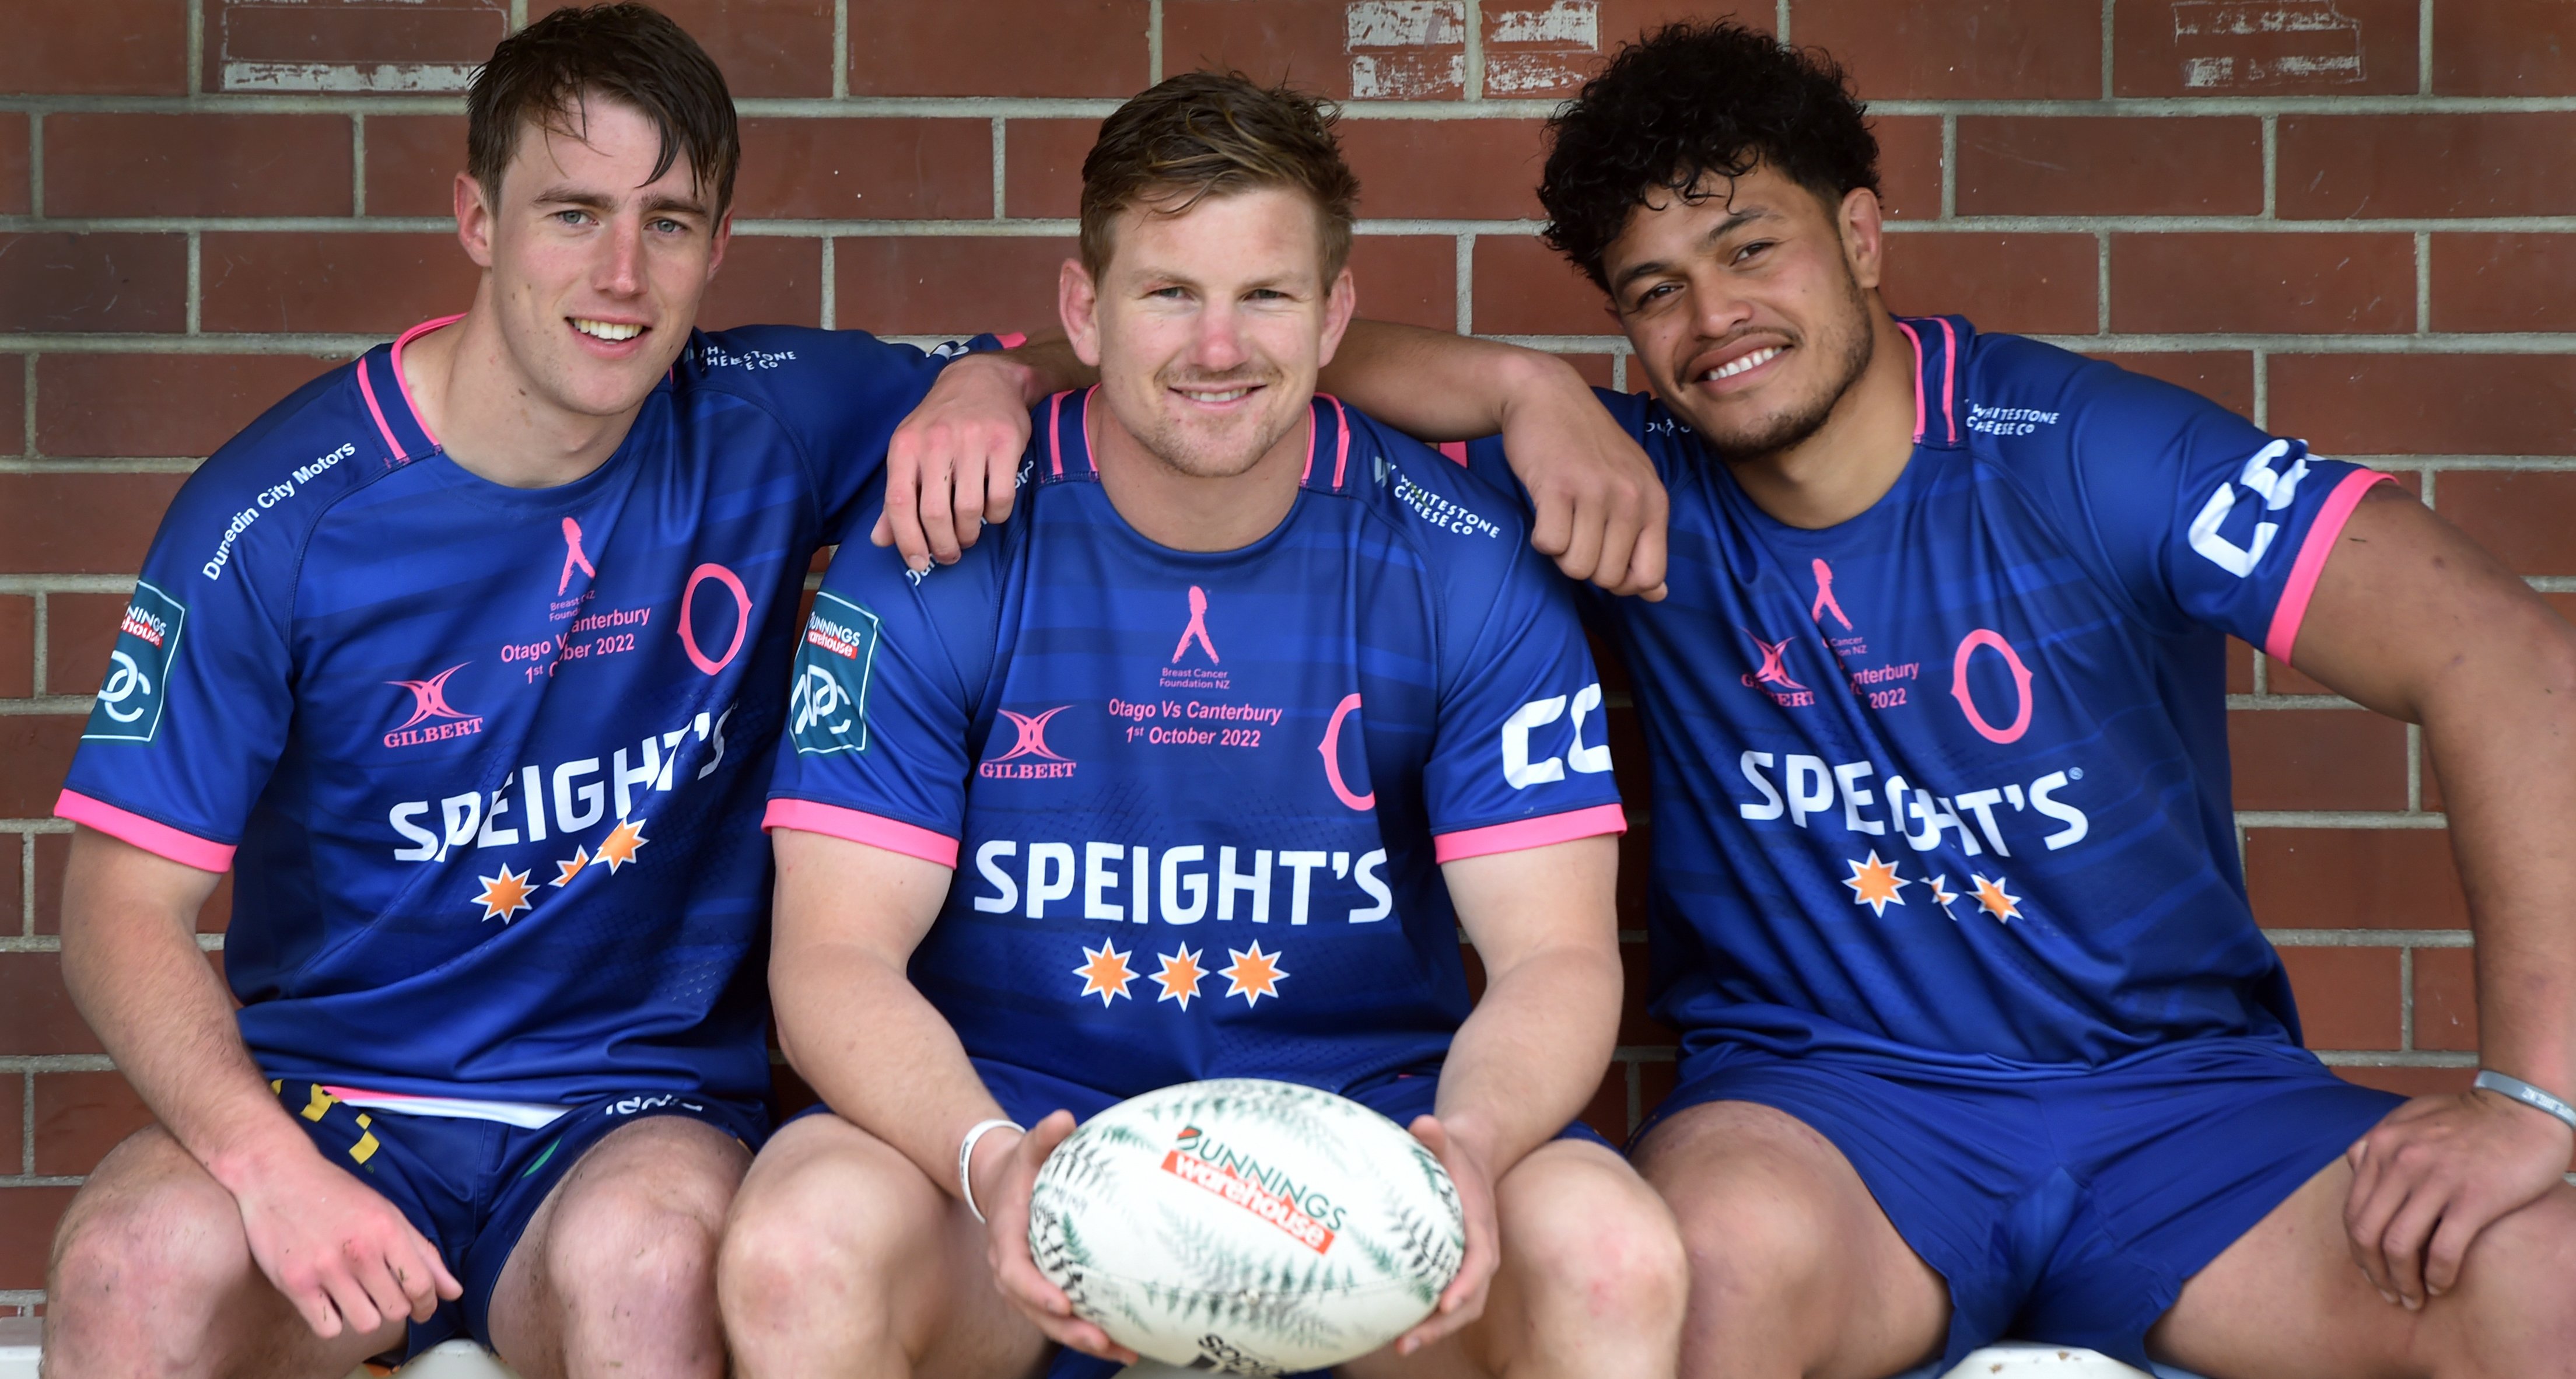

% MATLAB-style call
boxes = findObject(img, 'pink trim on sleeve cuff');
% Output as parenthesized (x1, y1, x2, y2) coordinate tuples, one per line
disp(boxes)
(55, 790, 236, 873)
(993, 332, 1028, 349)
(762, 799, 960, 868)
(2262, 470, 2396, 664)
(1432, 803, 1627, 864)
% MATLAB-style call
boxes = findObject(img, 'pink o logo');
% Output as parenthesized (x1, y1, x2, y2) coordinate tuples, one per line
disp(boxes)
(680, 564, 752, 676)
(1317, 692, 1374, 811)
(1950, 629, 2034, 744)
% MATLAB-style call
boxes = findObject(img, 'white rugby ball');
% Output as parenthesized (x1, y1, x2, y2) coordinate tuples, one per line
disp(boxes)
(1028, 1079, 1466, 1375)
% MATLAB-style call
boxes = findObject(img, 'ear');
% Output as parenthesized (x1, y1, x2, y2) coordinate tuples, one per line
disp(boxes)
(1838, 185, 1887, 293)
(1314, 264, 1359, 370)
(706, 209, 733, 282)
(1061, 257, 1104, 369)
(455, 171, 496, 270)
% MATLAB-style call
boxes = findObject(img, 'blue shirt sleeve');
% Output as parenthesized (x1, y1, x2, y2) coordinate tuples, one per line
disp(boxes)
(762, 494, 1001, 866)
(2032, 354, 2391, 661)
(1396, 453, 1626, 859)
(691, 326, 1010, 544)
(55, 410, 330, 870)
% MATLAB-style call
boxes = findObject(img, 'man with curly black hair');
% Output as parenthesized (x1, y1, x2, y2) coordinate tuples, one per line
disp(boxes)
(1320, 19, 2576, 1379)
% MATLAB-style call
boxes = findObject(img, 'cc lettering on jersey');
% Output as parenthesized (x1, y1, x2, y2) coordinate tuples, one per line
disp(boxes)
(1501, 684, 1614, 789)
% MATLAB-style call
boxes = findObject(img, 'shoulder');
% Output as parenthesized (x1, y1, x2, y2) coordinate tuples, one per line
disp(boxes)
(1342, 402, 1532, 567)
(164, 359, 387, 584)
(674, 325, 958, 416)
(1962, 331, 2270, 472)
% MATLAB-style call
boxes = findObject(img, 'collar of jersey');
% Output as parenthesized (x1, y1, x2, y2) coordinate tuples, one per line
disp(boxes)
(1034, 385, 1363, 498)
(355, 314, 680, 486)
(1890, 313, 1975, 453)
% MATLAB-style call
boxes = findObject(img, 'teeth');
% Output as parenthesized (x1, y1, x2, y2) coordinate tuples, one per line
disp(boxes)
(1704, 346, 1781, 381)
(573, 319, 643, 342)
(1180, 388, 1251, 403)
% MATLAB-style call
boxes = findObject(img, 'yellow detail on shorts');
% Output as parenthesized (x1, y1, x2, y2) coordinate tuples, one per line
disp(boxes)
(301, 1085, 341, 1122)
(349, 1112, 380, 1166)
(270, 1079, 282, 1094)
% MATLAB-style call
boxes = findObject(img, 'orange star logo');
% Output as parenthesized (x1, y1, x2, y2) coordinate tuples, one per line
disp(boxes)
(1841, 850, 1912, 917)
(1969, 873, 2022, 923)
(594, 818, 649, 873)
(1073, 941, 1137, 1006)
(1927, 873, 1959, 917)
(1151, 946, 1208, 1009)
(470, 864, 536, 923)
(1220, 942, 1288, 1007)
(551, 846, 591, 888)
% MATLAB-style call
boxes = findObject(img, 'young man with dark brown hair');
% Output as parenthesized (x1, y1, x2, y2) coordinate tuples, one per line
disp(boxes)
(718, 71, 1684, 1379)
(1317, 20, 2576, 1379)
(41, 8, 1079, 1377)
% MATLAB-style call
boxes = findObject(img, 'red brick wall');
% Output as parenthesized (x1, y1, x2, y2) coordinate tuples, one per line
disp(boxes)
(5, 0, 2572, 1302)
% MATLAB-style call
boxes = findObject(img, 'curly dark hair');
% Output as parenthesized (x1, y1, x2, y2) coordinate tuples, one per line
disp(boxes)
(1539, 22, 1880, 291)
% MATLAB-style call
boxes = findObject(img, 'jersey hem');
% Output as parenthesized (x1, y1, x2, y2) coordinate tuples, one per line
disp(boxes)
(55, 789, 235, 873)
(762, 797, 961, 868)
(1432, 802, 1626, 863)
(2262, 469, 2394, 664)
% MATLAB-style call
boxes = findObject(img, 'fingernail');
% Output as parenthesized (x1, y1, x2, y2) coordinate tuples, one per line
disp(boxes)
(2378, 1289, 2398, 1305)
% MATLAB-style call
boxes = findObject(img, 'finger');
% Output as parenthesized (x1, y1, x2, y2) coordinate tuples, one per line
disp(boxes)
(2379, 1178, 2451, 1308)
(1554, 498, 1608, 587)
(881, 484, 930, 573)
(950, 444, 989, 552)
(869, 506, 894, 549)
(316, 1261, 385, 1339)
(274, 1267, 345, 1339)
(1527, 483, 1576, 559)
(2343, 1151, 2403, 1301)
(980, 437, 1021, 530)
(2423, 1193, 2493, 1298)
(396, 1225, 459, 1313)
(348, 1245, 414, 1334)
(918, 459, 963, 565)
(1591, 499, 1642, 597)
(1640, 581, 1670, 603)
(1622, 495, 1670, 598)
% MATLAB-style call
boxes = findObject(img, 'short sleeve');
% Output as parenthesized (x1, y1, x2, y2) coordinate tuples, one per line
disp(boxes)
(2054, 363, 2392, 662)
(761, 503, 996, 868)
(57, 466, 301, 872)
(694, 327, 1015, 542)
(1419, 519, 1626, 863)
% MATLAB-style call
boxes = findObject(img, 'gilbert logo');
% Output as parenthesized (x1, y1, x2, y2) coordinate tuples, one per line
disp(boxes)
(383, 663, 486, 749)
(1740, 629, 1815, 708)
(981, 706, 1076, 780)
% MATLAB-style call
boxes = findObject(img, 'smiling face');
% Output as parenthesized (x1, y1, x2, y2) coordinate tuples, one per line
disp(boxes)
(1601, 162, 1881, 459)
(456, 94, 728, 423)
(1064, 186, 1356, 482)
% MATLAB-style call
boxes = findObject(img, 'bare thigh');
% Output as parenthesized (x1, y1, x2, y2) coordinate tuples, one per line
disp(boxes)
(1632, 1100, 1950, 1379)
(719, 1111, 1051, 1379)
(44, 1124, 405, 1379)
(2151, 1157, 2576, 1379)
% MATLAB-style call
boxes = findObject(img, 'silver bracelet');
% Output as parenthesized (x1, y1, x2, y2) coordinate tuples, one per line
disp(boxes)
(957, 1118, 1023, 1223)
(2473, 1070, 2576, 1133)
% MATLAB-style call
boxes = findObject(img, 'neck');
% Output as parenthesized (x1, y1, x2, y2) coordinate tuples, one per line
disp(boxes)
(397, 281, 651, 490)
(1089, 394, 1312, 552)
(1721, 307, 1920, 530)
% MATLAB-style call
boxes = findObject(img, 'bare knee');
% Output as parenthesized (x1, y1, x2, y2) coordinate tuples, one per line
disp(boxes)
(545, 1176, 727, 1325)
(1504, 1149, 1689, 1335)
(46, 1134, 253, 1374)
(1640, 1108, 1852, 1309)
(716, 1126, 941, 1348)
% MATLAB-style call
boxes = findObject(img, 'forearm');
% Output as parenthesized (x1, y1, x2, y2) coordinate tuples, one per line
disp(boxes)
(60, 853, 312, 1187)
(1435, 945, 1623, 1170)
(1320, 320, 1578, 442)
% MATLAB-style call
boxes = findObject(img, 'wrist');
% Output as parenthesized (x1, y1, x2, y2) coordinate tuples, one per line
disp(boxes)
(1492, 348, 1588, 425)
(958, 1117, 1025, 1221)
(200, 1115, 323, 1197)
(2473, 1069, 2576, 1136)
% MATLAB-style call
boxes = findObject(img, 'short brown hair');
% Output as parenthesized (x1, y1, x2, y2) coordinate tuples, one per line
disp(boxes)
(467, 4, 740, 218)
(1079, 72, 1360, 279)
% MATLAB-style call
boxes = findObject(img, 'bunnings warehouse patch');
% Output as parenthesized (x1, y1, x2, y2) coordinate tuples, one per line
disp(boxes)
(85, 582, 188, 744)
(789, 590, 879, 755)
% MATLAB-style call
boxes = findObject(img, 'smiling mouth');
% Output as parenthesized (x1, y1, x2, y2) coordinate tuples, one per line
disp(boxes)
(572, 318, 646, 342)
(1702, 346, 1783, 382)
(1174, 385, 1257, 404)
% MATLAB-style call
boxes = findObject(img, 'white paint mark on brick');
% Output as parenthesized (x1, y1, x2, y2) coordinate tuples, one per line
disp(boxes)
(1480, 1, 1598, 96)
(1488, 0, 1594, 45)
(216, 0, 508, 94)
(2173, 1, 2365, 89)
(1348, 1, 1466, 100)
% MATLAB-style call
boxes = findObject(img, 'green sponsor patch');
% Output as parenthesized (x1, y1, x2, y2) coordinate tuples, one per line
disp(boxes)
(83, 580, 187, 744)
(789, 590, 880, 755)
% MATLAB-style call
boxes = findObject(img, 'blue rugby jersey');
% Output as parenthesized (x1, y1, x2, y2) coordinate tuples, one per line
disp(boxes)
(765, 389, 1626, 1097)
(1462, 317, 2392, 1072)
(57, 316, 1006, 1111)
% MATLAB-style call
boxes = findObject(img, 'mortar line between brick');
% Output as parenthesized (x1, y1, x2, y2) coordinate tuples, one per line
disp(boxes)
(1940, 114, 1956, 220)
(2419, 0, 2435, 95)
(989, 118, 1005, 220)
(2252, 349, 2267, 429)
(1464, 0, 1485, 101)
(20, 1069, 31, 1176)
(20, 355, 34, 460)
(2414, 230, 2431, 332)
(186, 231, 201, 334)
(2400, 946, 2416, 1051)
(16, 834, 30, 940)
(2100, 0, 2115, 100)
(1149, 0, 1165, 83)
(0, 818, 75, 831)
(1611, 352, 1627, 391)
(352, 111, 367, 218)
(29, 590, 45, 699)
(2260, 114, 2277, 221)
(509, 0, 527, 30)
(26, 112, 41, 220)
(2316, 1051, 2477, 1068)
(832, 0, 849, 102)
(187, 0, 205, 97)
(819, 237, 836, 329)
(2407, 722, 2424, 811)
(1455, 234, 1474, 334)
(2095, 232, 2109, 335)
(1775, 0, 1789, 43)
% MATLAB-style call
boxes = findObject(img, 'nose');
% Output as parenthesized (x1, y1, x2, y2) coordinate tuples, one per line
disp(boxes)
(597, 215, 647, 299)
(1186, 297, 1251, 375)
(1692, 271, 1755, 340)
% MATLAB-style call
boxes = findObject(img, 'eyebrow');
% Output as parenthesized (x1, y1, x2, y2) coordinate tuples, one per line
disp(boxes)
(530, 186, 710, 219)
(1610, 205, 1775, 293)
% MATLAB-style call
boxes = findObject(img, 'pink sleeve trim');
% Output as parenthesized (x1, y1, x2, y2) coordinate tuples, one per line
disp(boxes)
(56, 790, 235, 873)
(1436, 440, 1469, 467)
(2262, 470, 2396, 664)
(1433, 803, 1626, 864)
(762, 799, 960, 869)
(993, 332, 1028, 349)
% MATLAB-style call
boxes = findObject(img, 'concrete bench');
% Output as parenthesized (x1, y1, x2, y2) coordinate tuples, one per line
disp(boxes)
(0, 1319, 2198, 1379)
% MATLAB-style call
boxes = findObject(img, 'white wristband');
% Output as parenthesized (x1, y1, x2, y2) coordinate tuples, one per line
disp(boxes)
(2474, 1070, 2576, 1132)
(957, 1118, 1023, 1223)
